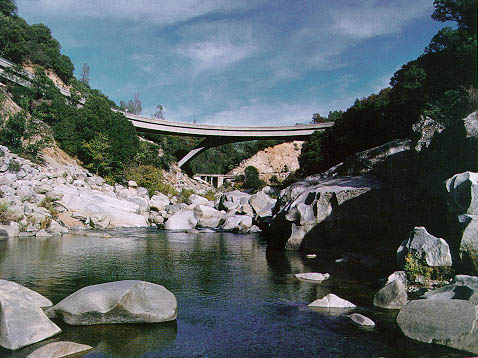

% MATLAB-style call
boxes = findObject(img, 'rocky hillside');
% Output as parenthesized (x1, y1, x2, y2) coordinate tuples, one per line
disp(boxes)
(228, 141, 303, 182)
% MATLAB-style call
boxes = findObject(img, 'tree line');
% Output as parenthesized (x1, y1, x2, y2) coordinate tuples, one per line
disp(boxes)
(299, 0, 477, 177)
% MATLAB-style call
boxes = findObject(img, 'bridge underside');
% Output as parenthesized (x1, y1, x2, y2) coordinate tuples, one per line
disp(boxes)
(122, 112, 333, 168)
(176, 135, 310, 168)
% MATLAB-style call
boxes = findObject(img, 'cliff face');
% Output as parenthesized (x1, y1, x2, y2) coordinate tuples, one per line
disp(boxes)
(228, 141, 303, 182)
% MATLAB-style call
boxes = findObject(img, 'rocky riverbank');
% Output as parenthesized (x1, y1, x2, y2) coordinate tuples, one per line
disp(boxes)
(264, 111, 478, 354)
(0, 144, 277, 238)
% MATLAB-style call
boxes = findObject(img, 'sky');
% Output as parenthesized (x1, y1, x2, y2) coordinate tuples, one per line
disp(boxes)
(16, 0, 447, 126)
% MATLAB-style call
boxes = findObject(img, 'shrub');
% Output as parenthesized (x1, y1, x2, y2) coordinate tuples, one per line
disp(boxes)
(177, 189, 194, 203)
(39, 197, 58, 218)
(125, 165, 177, 197)
(0, 203, 16, 224)
(7, 159, 21, 172)
(203, 189, 216, 201)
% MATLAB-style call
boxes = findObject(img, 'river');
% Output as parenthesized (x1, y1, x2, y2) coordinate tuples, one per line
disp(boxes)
(0, 228, 468, 357)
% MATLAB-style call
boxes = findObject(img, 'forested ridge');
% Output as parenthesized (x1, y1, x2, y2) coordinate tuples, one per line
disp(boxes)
(0, 0, 279, 188)
(299, 0, 477, 177)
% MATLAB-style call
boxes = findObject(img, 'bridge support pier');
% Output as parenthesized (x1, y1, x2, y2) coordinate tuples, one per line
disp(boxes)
(178, 137, 244, 168)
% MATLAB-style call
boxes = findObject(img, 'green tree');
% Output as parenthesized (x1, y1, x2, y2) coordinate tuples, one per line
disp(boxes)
(0, 0, 16, 17)
(81, 133, 113, 175)
(243, 165, 264, 191)
(432, 0, 477, 34)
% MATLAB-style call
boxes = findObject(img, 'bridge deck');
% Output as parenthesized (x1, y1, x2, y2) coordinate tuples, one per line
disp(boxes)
(123, 112, 333, 138)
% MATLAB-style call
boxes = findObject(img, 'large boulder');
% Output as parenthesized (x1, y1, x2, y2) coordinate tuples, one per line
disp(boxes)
(46, 280, 177, 325)
(373, 277, 408, 309)
(397, 227, 452, 268)
(266, 175, 384, 250)
(222, 215, 253, 233)
(193, 205, 225, 228)
(397, 299, 478, 354)
(188, 194, 209, 206)
(457, 214, 478, 271)
(0, 292, 61, 350)
(26, 342, 93, 358)
(422, 275, 478, 304)
(150, 193, 170, 210)
(0, 280, 52, 308)
(164, 211, 198, 230)
(249, 191, 276, 217)
(446, 172, 478, 215)
(308, 294, 356, 308)
(218, 190, 251, 212)
(56, 185, 148, 227)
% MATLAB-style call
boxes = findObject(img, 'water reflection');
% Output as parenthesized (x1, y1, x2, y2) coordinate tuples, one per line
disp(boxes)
(0, 229, 470, 358)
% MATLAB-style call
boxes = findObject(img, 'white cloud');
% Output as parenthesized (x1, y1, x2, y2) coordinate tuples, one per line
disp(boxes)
(17, 0, 261, 24)
(199, 99, 354, 127)
(330, 0, 434, 39)
(177, 38, 256, 72)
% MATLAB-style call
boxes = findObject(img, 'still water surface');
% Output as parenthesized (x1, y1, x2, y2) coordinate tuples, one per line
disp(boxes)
(0, 228, 468, 357)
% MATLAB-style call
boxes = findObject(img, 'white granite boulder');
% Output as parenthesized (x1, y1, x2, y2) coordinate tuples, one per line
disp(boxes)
(0, 292, 61, 350)
(164, 211, 198, 230)
(0, 280, 52, 308)
(397, 227, 452, 268)
(308, 294, 356, 308)
(46, 280, 177, 325)
(222, 215, 253, 232)
(295, 272, 330, 282)
(193, 205, 225, 228)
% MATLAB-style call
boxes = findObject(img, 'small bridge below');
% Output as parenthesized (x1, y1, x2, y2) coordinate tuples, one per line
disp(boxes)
(193, 174, 236, 188)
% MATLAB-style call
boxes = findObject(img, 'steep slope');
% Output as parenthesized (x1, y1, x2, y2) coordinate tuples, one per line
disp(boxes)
(228, 141, 303, 182)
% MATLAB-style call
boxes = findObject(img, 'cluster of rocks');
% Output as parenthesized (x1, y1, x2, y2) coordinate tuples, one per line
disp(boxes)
(295, 272, 376, 328)
(0, 279, 176, 354)
(160, 189, 276, 234)
(0, 145, 278, 237)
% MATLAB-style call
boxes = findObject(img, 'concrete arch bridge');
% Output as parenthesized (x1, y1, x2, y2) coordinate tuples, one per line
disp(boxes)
(122, 112, 333, 168)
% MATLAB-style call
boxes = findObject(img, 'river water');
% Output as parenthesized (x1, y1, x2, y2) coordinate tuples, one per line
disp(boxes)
(0, 228, 468, 357)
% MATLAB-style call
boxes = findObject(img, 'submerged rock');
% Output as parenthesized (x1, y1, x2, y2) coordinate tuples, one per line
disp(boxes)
(308, 293, 356, 308)
(46, 280, 177, 325)
(295, 272, 330, 282)
(348, 313, 375, 327)
(26, 341, 93, 358)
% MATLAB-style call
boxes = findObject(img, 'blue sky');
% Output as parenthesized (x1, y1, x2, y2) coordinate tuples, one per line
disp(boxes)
(16, 0, 446, 126)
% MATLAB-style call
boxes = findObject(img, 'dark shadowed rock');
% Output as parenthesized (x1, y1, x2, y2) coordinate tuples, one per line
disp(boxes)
(46, 280, 177, 325)
(446, 172, 478, 215)
(373, 278, 408, 309)
(422, 275, 478, 304)
(397, 299, 478, 354)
